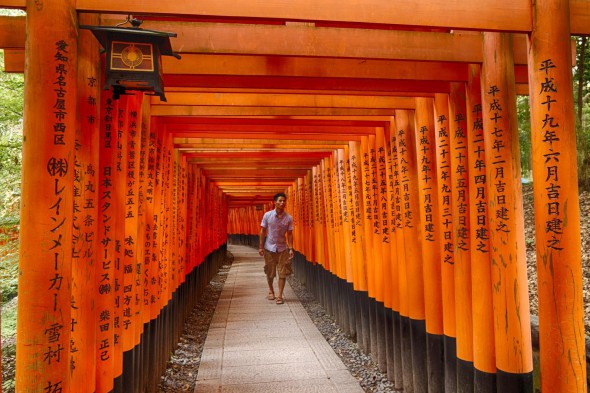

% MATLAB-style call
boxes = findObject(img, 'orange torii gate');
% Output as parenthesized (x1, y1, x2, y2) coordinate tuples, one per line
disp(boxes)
(0, 0, 588, 392)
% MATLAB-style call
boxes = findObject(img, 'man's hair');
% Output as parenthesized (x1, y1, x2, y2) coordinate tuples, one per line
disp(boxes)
(274, 192, 287, 201)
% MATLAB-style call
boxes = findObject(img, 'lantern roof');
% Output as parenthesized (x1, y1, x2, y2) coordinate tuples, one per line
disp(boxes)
(80, 25, 181, 59)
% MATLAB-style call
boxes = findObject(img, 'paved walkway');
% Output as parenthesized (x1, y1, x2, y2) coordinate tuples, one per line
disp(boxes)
(194, 245, 364, 393)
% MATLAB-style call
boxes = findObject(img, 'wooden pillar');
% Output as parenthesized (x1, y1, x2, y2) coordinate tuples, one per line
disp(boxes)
(71, 13, 100, 393)
(323, 156, 336, 277)
(16, 1, 77, 390)
(96, 88, 118, 393)
(389, 122, 408, 391)
(414, 97, 445, 393)
(113, 96, 129, 389)
(361, 136, 376, 300)
(481, 32, 533, 391)
(122, 93, 142, 391)
(433, 93, 457, 393)
(376, 128, 392, 310)
(395, 109, 427, 393)
(466, 63, 497, 393)
(448, 82, 474, 393)
(348, 140, 368, 293)
(527, 2, 587, 392)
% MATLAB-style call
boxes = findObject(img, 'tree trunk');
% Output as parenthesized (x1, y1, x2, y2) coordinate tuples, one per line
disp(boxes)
(577, 36, 586, 126)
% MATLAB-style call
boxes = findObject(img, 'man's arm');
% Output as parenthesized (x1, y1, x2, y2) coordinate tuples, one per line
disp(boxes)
(286, 230, 294, 259)
(259, 227, 267, 256)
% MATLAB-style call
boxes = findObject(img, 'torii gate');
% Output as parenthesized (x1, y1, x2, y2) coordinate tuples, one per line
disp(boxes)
(0, 0, 587, 392)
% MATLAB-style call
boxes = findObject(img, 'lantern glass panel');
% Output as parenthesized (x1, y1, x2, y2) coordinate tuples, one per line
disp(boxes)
(110, 41, 154, 72)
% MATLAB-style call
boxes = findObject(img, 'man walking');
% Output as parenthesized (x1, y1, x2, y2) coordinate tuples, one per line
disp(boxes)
(258, 192, 294, 304)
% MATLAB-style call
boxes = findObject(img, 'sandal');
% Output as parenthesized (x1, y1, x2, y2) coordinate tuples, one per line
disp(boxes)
(266, 293, 275, 300)
(275, 298, 284, 305)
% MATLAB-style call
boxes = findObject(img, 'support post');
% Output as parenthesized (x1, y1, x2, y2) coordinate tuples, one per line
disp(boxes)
(16, 1, 77, 390)
(414, 97, 445, 393)
(466, 63, 497, 393)
(433, 93, 457, 393)
(481, 32, 534, 392)
(395, 109, 427, 393)
(527, 2, 588, 391)
(71, 13, 100, 393)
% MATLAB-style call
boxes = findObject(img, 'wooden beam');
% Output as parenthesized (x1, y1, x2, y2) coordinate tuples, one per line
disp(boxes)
(153, 92, 416, 109)
(100, 17, 532, 65)
(2, 49, 24, 72)
(162, 75, 451, 93)
(173, 137, 351, 145)
(151, 105, 399, 117)
(78, 0, 533, 32)
(171, 131, 365, 141)
(570, 0, 590, 35)
(3, 1, 589, 34)
(176, 145, 342, 152)
(166, 123, 377, 134)
(0, 16, 24, 48)
(163, 54, 470, 81)
(0, 1, 24, 8)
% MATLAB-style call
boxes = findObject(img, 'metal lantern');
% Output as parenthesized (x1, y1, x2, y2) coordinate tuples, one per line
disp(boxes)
(81, 17, 180, 101)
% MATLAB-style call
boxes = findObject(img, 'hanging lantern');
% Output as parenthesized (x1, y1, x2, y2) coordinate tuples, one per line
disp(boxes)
(81, 16, 180, 101)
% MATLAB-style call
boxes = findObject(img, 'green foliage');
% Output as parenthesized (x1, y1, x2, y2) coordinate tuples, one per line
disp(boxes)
(517, 95, 532, 179)
(1, 234, 19, 304)
(0, 50, 24, 219)
(0, 47, 23, 392)
(573, 36, 590, 190)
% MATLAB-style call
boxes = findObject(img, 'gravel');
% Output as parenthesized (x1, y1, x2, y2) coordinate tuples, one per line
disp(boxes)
(157, 261, 233, 392)
(287, 275, 399, 393)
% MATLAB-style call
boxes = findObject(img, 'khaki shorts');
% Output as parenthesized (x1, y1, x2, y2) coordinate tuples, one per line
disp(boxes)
(263, 249, 292, 279)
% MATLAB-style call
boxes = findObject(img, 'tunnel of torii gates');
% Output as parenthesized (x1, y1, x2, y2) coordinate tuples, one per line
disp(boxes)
(1, 0, 590, 392)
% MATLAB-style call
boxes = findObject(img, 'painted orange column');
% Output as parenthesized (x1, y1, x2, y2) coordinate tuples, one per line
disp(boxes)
(113, 95, 129, 381)
(376, 128, 392, 308)
(313, 165, 327, 266)
(177, 154, 187, 283)
(323, 157, 336, 273)
(138, 95, 151, 326)
(164, 131, 175, 303)
(348, 141, 368, 292)
(306, 170, 315, 262)
(466, 64, 497, 389)
(481, 32, 533, 390)
(71, 13, 100, 392)
(388, 117, 406, 391)
(448, 82, 474, 392)
(527, 2, 587, 390)
(95, 90, 118, 393)
(16, 1, 77, 390)
(433, 93, 457, 393)
(15, 2, 78, 391)
(394, 109, 427, 393)
(338, 148, 354, 283)
(361, 136, 376, 299)
(414, 97, 443, 336)
(368, 134, 384, 302)
(332, 151, 345, 279)
(414, 97, 445, 391)
(144, 117, 159, 321)
(386, 123, 401, 315)
(123, 93, 142, 351)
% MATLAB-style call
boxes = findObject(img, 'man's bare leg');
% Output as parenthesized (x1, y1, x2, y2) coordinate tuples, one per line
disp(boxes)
(267, 275, 275, 299)
(276, 277, 286, 303)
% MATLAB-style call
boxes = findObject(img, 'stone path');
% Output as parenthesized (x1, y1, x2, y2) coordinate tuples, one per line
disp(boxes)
(194, 245, 364, 393)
